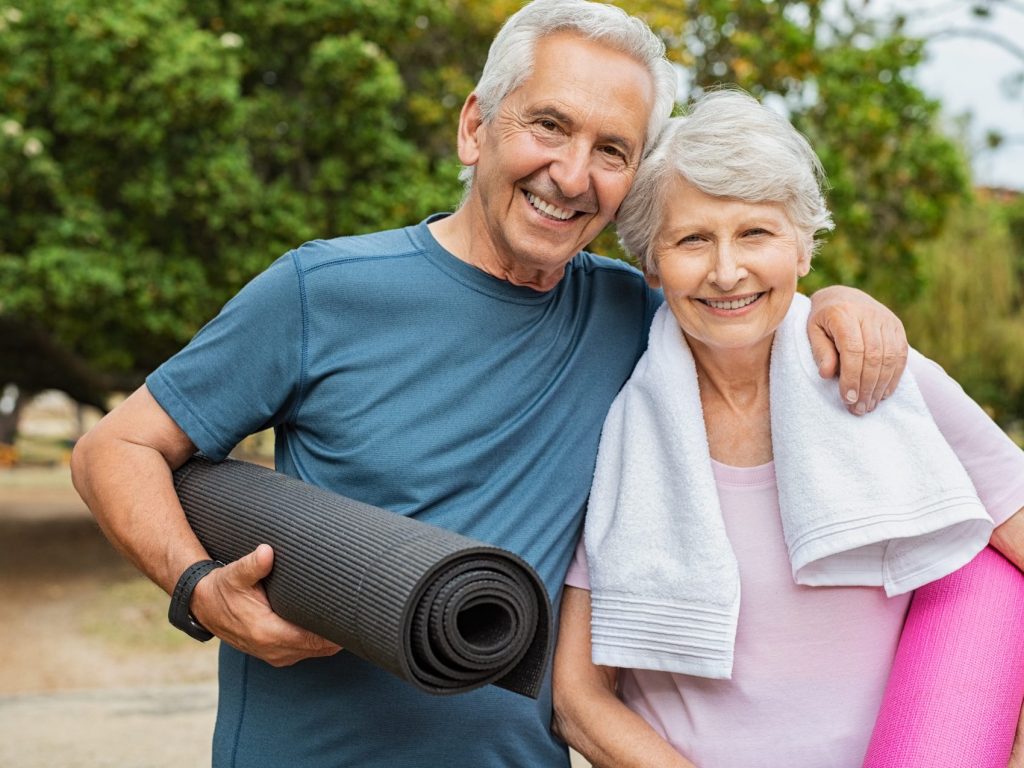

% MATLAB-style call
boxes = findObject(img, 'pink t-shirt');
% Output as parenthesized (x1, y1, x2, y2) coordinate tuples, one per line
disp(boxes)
(565, 353, 1024, 768)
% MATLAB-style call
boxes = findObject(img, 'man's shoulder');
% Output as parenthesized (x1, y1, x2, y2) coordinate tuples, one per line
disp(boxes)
(569, 251, 663, 330)
(290, 225, 422, 273)
(569, 251, 655, 298)
(570, 250, 645, 283)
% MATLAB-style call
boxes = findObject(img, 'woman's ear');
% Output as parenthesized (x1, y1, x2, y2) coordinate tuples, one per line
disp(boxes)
(797, 242, 813, 278)
(645, 270, 661, 289)
(457, 93, 484, 167)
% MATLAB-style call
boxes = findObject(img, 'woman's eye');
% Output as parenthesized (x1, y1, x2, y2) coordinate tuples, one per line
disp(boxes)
(538, 119, 559, 131)
(599, 145, 625, 160)
(744, 228, 770, 237)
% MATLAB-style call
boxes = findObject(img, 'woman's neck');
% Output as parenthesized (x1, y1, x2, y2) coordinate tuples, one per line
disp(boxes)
(689, 336, 775, 467)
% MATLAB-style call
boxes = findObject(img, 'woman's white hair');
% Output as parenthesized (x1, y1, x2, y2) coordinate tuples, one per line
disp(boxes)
(459, 0, 678, 187)
(617, 88, 835, 276)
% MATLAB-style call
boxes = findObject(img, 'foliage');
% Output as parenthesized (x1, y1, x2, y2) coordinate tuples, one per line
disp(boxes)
(0, 0, 465, 403)
(903, 191, 1024, 425)
(0, 0, 1015, 424)
(609, 1, 970, 307)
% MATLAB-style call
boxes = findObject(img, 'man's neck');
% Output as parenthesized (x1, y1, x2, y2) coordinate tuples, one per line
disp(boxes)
(427, 208, 564, 292)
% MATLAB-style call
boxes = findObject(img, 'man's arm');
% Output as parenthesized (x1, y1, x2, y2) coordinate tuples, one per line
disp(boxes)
(807, 286, 908, 414)
(552, 587, 696, 768)
(71, 385, 340, 666)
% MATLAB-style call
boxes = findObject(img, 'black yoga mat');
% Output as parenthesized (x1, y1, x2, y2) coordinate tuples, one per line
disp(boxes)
(172, 456, 550, 699)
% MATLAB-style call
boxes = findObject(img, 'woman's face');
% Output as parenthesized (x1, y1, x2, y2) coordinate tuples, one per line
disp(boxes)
(648, 176, 810, 360)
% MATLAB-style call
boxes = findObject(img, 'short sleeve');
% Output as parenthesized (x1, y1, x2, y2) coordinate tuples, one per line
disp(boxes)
(912, 350, 1024, 526)
(146, 252, 305, 460)
(565, 533, 592, 590)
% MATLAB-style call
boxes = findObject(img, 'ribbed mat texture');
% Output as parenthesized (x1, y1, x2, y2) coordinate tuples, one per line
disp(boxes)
(172, 457, 551, 698)
(863, 546, 1024, 767)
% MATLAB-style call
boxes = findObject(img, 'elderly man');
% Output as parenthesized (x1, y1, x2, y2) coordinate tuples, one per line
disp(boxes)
(71, 1, 906, 766)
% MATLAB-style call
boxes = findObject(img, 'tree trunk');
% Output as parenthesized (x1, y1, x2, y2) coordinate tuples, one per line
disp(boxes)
(0, 384, 26, 445)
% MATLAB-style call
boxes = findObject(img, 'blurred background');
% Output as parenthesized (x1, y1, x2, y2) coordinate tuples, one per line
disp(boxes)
(1, 1, 1022, 765)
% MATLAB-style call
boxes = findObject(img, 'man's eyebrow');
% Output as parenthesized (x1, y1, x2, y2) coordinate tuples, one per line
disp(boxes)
(529, 105, 639, 156)
(529, 105, 574, 125)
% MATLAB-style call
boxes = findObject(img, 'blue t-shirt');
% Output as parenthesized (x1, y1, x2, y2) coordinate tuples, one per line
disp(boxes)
(148, 215, 660, 767)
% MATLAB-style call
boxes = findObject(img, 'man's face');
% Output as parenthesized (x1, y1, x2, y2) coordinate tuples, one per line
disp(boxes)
(459, 32, 654, 290)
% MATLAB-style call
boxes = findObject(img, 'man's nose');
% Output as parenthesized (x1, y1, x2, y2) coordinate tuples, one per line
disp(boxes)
(548, 142, 592, 201)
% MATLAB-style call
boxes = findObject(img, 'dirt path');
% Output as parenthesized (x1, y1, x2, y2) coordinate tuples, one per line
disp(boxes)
(0, 468, 218, 767)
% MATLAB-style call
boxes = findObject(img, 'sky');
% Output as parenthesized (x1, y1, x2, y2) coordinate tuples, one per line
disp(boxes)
(872, 0, 1024, 190)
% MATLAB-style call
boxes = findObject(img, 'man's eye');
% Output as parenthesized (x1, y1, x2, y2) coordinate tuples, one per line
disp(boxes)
(538, 119, 559, 131)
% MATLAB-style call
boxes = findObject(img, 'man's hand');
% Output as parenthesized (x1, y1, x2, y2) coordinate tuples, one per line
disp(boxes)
(807, 286, 908, 414)
(190, 543, 342, 667)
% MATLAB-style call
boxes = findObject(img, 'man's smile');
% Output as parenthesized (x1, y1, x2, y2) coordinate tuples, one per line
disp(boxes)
(524, 190, 581, 221)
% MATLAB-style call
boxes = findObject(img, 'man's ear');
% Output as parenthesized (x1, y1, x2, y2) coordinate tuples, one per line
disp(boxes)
(457, 93, 484, 167)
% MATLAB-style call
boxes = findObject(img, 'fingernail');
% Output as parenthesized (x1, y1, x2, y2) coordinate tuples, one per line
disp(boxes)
(867, 399, 876, 412)
(855, 402, 866, 415)
(845, 390, 858, 404)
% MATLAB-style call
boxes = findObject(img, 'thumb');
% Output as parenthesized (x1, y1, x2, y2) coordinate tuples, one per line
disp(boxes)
(231, 543, 275, 586)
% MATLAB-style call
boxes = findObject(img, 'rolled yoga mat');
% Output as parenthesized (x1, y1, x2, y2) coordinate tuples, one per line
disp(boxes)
(862, 545, 1024, 767)
(172, 456, 551, 699)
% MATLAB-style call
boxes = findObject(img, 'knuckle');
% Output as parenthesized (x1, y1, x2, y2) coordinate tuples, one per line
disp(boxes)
(863, 351, 884, 367)
(881, 349, 905, 367)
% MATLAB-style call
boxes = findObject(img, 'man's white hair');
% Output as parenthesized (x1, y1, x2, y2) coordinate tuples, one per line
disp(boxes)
(617, 88, 835, 275)
(460, 0, 678, 188)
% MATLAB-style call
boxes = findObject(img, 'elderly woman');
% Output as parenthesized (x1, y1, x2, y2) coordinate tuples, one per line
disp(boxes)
(552, 89, 1024, 767)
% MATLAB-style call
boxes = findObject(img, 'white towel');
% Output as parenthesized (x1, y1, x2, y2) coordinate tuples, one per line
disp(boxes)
(585, 293, 992, 679)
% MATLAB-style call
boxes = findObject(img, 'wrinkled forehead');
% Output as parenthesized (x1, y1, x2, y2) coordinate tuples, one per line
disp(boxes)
(505, 32, 655, 143)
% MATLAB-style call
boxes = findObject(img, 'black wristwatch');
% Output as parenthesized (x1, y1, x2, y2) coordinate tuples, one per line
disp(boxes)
(168, 559, 223, 641)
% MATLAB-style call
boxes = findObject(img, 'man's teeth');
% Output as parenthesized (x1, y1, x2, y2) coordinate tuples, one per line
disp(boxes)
(704, 295, 761, 310)
(526, 192, 574, 221)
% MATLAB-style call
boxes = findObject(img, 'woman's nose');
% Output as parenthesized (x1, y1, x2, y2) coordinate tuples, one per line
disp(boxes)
(708, 246, 748, 290)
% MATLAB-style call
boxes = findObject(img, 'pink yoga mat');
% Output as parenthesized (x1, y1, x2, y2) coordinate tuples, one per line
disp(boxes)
(863, 546, 1024, 767)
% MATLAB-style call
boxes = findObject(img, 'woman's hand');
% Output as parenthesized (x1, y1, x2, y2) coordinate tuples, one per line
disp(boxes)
(806, 286, 908, 415)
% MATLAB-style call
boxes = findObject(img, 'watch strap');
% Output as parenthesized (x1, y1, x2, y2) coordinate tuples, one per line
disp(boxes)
(168, 559, 223, 641)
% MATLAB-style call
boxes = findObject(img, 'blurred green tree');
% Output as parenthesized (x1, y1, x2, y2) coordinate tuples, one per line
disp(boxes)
(1, 0, 1013, 430)
(903, 191, 1024, 426)
(0, 0, 464, 421)
(607, 0, 970, 307)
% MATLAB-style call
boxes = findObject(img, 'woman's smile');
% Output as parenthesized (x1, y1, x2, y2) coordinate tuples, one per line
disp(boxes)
(695, 292, 767, 314)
